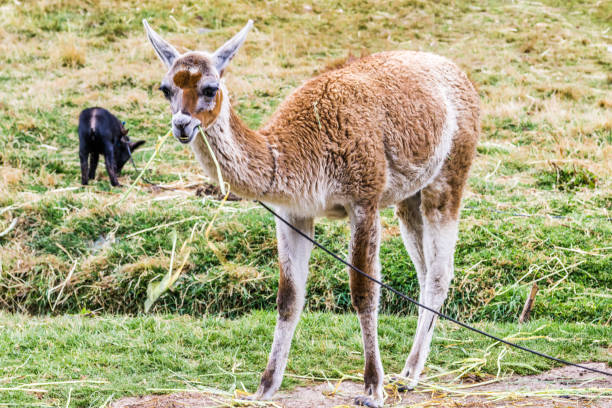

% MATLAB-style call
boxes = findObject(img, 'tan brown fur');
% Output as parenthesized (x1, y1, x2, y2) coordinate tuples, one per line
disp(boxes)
(171, 69, 224, 128)
(173, 70, 201, 88)
(253, 52, 476, 210)
(192, 88, 222, 128)
(145, 21, 479, 406)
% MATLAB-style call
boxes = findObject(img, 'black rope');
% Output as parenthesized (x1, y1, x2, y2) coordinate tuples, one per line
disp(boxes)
(124, 145, 610, 376)
(463, 205, 611, 222)
(126, 143, 158, 187)
(256, 200, 612, 378)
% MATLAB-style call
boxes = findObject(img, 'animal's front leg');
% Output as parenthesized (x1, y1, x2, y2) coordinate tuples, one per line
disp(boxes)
(102, 143, 120, 187)
(254, 212, 314, 400)
(349, 204, 384, 408)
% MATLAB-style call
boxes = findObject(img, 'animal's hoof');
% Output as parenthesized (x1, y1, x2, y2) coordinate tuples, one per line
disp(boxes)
(243, 389, 271, 402)
(390, 376, 415, 392)
(354, 395, 382, 408)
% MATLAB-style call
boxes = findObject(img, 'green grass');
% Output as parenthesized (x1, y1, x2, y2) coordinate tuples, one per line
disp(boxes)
(0, 0, 611, 323)
(535, 163, 599, 191)
(0, 311, 610, 407)
(1, 195, 610, 323)
(0, 3, 611, 404)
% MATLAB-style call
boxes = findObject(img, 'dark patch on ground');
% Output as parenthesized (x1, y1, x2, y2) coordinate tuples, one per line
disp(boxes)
(195, 183, 242, 201)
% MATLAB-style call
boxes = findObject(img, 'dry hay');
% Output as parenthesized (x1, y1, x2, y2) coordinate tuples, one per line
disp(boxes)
(111, 362, 612, 408)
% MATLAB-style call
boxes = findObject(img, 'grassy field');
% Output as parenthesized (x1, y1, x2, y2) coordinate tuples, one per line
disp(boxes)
(0, 0, 610, 322)
(1, 312, 610, 407)
(0, 0, 611, 406)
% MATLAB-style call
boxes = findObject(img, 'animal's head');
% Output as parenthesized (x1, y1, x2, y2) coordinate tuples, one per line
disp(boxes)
(143, 19, 253, 144)
(120, 121, 129, 136)
(116, 135, 145, 174)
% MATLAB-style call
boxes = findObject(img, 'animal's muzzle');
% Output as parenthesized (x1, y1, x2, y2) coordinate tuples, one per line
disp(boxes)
(172, 112, 201, 144)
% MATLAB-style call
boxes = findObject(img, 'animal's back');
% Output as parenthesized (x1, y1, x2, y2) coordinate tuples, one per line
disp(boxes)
(261, 51, 479, 208)
(78, 107, 122, 144)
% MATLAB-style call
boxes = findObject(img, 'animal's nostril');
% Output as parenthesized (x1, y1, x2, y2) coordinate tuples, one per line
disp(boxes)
(173, 113, 193, 136)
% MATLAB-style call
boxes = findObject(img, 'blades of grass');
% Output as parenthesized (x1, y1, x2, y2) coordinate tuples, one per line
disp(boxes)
(496, 347, 508, 378)
(204, 189, 231, 265)
(0, 218, 18, 238)
(97, 393, 113, 408)
(64, 387, 72, 408)
(139, 125, 232, 311)
(51, 259, 77, 312)
(199, 127, 227, 195)
(144, 229, 178, 312)
(501, 361, 541, 373)
(146, 387, 233, 397)
(144, 209, 213, 312)
(0, 387, 48, 393)
(111, 129, 172, 208)
(125, 215, 208, 239)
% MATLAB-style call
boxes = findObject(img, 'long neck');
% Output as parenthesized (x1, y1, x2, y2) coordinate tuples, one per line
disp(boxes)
(190, 84, 274, 200)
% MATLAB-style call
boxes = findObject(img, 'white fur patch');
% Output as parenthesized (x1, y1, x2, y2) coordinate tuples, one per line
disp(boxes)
(255, 213, 313, 399)
(380, 59, 459, 207)
(401, 218, 458, 384)
(90, 109, 98, 132)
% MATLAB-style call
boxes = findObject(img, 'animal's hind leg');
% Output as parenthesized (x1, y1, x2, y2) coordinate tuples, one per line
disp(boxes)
(255, 212, 314, 400)
(349, 203, 384, 408)
(400, 208, 457, 388)
(79, 148, 89, 185)
(400, 172, 470, 389)
(88, 153, 99, 180)
(395, 193, 427, 334)
(399, 96, 478, 388)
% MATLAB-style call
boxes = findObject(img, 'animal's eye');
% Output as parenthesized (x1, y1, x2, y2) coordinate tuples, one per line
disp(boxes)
(201, 85, 218, 98)
(159, 85, 171, 99)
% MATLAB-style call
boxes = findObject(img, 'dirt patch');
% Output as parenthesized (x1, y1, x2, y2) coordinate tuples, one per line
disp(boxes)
(140, 181, 242, 201)
(194, 183, 242, 201)
(111, 362, 611, 407)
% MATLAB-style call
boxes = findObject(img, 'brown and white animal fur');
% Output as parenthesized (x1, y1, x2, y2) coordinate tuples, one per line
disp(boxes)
(144, 20, 479, 408)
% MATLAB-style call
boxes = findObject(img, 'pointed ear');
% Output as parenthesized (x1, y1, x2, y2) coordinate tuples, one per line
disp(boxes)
(211, 20, 253, 74)
(143, 19, 180, 68)
(129, 140, 146, 151)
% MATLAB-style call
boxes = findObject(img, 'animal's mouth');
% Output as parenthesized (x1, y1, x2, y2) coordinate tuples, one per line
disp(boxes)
(175, 126, 199, 144)
(177, 134, 192, 144)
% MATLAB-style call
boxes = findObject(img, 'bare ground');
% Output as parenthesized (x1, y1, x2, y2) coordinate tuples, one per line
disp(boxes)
(111, 362, 611, 408)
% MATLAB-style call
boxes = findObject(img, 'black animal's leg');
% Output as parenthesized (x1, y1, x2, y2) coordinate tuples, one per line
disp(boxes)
(79, 147, 89, 185)
(88, 153, 99, 180)
(103, 143, 120, 186)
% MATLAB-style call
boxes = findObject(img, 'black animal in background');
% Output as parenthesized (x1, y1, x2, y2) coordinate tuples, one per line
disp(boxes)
(78, 107, 145, 186)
